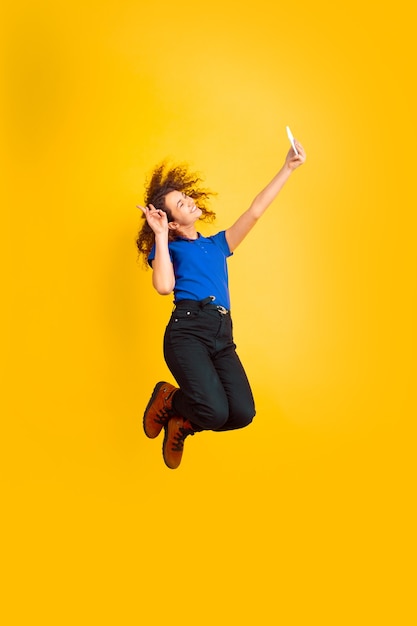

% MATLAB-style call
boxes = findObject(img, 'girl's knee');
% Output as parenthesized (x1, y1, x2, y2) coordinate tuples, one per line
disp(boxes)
(236, 406, 256, 428)
(192, 401, 229, 431)
(223, 405, 255, 431)
(244, 408, 256, 427)
(190, 398, 255, 432)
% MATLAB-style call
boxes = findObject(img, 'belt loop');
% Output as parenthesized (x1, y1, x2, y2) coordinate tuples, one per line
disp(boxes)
(199, 295, 216, 308)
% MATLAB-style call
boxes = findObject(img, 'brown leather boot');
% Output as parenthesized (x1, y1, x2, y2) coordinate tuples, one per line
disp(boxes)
(162, 417, 195, 469)
(143, 381, 178, 438)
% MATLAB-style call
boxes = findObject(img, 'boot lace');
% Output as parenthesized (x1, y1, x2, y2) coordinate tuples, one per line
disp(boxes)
(154, 407, 175, 426)
(171, 426, 194, 452)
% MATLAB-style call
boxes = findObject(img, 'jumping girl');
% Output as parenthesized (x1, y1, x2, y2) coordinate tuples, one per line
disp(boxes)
(136, 136, 306, 469)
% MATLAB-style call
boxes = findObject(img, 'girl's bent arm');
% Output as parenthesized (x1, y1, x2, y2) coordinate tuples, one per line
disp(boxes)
(138, 204, 176, 295)
(225, 141, 305, 252)
(151, 232, 175, 295)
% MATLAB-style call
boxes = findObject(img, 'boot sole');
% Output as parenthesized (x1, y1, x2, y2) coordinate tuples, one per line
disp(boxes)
(143, 381, 167, 439)
(162, 421, 181, 470)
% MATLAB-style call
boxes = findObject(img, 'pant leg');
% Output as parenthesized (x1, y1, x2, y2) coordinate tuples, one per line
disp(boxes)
(211, 342, 256, 431)
(163, 307, 255, 432)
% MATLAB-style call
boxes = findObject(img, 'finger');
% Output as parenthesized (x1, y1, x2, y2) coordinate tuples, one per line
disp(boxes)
(136, 205, 147, 213)
(154, 208, 168, 219)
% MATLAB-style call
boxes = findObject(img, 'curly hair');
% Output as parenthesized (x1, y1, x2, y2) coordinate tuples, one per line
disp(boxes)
(136, 161, 216, 264)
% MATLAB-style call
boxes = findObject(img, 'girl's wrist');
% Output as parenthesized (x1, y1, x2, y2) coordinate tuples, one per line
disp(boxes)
(281, 163, 293, 176)
(155, 231, 169, 241)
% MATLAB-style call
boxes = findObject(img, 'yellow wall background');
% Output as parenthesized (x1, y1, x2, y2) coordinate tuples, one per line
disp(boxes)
(2, 0, 416, 624)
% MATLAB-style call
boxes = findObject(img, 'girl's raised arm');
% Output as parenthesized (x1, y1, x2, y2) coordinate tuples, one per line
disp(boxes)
(225, 140, 306, 252)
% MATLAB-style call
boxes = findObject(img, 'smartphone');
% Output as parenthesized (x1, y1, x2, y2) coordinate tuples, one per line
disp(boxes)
(286, 126, 298, 155)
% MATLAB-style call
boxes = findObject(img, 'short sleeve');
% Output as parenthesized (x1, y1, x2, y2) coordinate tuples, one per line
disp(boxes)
(209, 231, 233, 258)
(147, 243, 173, 268)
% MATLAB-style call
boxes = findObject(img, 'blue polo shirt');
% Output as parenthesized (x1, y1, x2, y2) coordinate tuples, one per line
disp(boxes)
(148, 231, 233, 310)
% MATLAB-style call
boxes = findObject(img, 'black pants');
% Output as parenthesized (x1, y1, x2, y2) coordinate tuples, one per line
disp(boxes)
(163, 299, 256, 432)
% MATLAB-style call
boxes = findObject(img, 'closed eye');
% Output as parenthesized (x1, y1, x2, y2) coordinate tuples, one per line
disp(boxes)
(177, 192, 187, 208)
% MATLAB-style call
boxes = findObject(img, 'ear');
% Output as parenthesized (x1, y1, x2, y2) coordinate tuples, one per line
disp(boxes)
(168, 222, 179, 231)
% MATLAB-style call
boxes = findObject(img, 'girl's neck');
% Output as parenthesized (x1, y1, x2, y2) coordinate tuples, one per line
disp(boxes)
(177, 225, 198, 240)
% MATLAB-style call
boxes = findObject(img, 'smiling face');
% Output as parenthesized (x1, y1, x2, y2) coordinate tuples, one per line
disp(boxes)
(164, 190, 202, 230)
